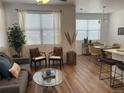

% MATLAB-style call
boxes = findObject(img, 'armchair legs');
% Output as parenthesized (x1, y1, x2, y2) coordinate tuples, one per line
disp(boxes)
(30, 59, 47, 71)
(34, 62, 36, 71)
(45, 59, 47, 67)
(30, 58, 63, 70)
(48, 59, 62, 69)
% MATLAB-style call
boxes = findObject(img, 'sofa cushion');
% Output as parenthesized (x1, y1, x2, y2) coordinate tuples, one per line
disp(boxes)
(0, 56, 11, 80)
(0, 70, 28, 93)
(0, 52, 13, 65)
(19, 71, 28, 93)
(20, 64, 31, 72)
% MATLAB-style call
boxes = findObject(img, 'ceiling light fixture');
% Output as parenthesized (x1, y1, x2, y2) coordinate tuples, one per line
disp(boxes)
(36, 0, 50, 4)
(102, 6, 106, 21)
(99, 5, 107, 24)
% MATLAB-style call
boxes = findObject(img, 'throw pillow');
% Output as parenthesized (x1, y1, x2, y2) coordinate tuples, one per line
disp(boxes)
(9, 63, 21, 78)
(0, 56, 11, 80)
(0, 52, 13, 65)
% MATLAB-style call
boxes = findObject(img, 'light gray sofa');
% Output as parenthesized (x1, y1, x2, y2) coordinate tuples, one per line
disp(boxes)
(0, 53, 31, 93)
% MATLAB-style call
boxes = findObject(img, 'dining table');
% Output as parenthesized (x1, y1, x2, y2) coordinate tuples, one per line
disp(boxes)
(94, 45, 111, 49)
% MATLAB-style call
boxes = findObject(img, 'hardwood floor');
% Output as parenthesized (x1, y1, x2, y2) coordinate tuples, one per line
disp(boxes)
(27, 56, 123, 93)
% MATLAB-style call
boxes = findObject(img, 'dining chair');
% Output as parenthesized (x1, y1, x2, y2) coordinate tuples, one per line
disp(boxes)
(88, 44, 101, 63)
(48, 47, 63, 69)
(29, 48, 47, 71)
(105, 43, 121, 58)
(112, 43, 121, 49)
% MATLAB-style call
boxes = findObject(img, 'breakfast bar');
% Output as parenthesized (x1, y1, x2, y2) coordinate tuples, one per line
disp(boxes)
(104, 49, 124, 82)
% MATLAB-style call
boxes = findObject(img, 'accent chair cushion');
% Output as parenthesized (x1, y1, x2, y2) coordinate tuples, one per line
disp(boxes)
(50, 56, 61, 59)
(33, 56, 45, 61)
(0, 56, 11, 80)
(9, 63, 21, 78)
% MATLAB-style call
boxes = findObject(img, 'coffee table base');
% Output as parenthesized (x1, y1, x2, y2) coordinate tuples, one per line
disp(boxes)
(43, 86, 57, 93)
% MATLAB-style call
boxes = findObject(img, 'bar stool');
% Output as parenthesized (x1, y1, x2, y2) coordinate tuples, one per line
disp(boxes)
(99, 58, 122, 86)
(112, 62, 124, 88)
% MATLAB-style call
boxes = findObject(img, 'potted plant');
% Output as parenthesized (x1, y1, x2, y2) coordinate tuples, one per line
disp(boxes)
(8, 23, 26, 57)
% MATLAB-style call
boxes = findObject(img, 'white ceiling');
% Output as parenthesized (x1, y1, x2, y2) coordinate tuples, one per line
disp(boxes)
(76, 0, 124, 13)
(3, 0, 124, 13)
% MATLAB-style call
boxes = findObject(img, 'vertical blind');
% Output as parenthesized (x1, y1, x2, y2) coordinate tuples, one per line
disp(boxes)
(76, 20, 100, 40)
(25, 12, 61, 45)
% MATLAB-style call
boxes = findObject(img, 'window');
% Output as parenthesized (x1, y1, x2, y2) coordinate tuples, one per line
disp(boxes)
(76, 20, 100, 40)
(25, 12, 61, 45)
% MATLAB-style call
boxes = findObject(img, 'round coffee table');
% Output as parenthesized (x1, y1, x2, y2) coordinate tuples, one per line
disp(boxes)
(33, 68, 64, 93)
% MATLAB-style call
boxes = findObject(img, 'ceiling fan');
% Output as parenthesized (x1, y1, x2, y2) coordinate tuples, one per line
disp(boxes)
(36, 0, 67, 4)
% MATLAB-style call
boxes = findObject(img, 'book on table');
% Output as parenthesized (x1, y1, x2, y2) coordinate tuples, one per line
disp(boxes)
(42, 70, 56, 80)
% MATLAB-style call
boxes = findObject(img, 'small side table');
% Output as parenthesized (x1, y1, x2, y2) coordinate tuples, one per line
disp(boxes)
(66, 51, 76, 65)
(12, 58, 29, 64)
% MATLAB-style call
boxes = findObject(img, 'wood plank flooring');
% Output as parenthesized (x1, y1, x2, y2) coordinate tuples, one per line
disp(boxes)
(27, 56, 123, 93)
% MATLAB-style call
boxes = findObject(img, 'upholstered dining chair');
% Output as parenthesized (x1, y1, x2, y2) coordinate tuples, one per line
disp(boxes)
(88, 44, 101, 63)
(112, 43, 121, 49)
(29, 48, 47, 71)
(48, 47, 63, 69)
(105, 43, 121, 58)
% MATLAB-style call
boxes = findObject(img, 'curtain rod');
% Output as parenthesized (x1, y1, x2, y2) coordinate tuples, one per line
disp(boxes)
(15, 9, 62, 13)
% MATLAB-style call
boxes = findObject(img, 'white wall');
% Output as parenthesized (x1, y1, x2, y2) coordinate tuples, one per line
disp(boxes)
(0, 1, 9, 54)
(76, 13, 109, 55)
(4, 3, 75, 61)
(108, 10, 124, 47)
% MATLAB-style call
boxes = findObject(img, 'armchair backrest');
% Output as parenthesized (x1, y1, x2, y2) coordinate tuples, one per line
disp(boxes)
(88, 45, 101, 55)
(29, 48, 41, 58)
(53, 47, 63, 57)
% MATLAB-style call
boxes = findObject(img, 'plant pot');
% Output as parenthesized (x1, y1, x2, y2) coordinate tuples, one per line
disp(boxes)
(15, 47, 22, 57)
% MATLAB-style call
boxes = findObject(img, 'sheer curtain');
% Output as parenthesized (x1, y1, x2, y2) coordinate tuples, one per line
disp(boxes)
(17, 10, 27, 57)
(0, 2, 8, 53)
(18, 10, 27, 31)
(53, 12, 61, 45)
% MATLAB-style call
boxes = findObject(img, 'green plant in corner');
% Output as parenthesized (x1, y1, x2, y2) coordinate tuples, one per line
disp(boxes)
(8, 23, 26, 57)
